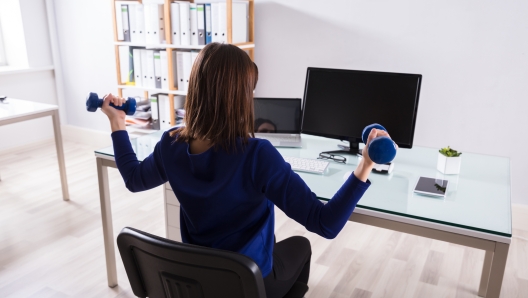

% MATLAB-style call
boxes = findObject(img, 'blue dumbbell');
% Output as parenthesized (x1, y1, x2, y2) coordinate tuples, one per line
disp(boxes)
(85, 92, 137, 116)
(362, 123, 397, 164)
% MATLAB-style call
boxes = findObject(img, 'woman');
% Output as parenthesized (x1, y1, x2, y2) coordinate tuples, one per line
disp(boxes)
(102, 43, 389, 298)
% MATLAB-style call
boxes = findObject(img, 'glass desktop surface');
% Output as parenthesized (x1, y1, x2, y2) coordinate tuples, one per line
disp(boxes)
(95, 130, 165, 161)
(95, 133, 512, 237)
(0, 98, 58, 120)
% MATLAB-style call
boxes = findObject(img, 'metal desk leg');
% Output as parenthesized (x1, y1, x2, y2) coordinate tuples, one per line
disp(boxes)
(478, 250, 494, 297)
(97, 157, 118, 287)
(51, 110, 69, 200)
(485, 242, 509, 298)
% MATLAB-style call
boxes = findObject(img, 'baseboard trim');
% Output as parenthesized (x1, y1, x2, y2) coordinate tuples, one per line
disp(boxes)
(512, 203, 528, 209)
(0, 125, 111, 155)
(61, 124, 112, 149)
(0, 138, 55, 155)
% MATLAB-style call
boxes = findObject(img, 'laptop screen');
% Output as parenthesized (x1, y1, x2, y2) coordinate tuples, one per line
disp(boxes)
(254, 98, 302, 134)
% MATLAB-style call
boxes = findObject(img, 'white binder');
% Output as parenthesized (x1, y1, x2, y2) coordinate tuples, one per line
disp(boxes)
(146, 50, 156, 88)
(150, 4, 165, 44)
(144, 4, 153, 44)
(232, 2, 248, 43)
(189, 3, 199, 46)
(182, 51, 192, 91)
(128, 4, 138, 42)
(134, 4, 146, 44)
(140, 50, 149, 87)
(176, 51, 186, 91)
(174, 95, 185, 110)
(178, 1, 191, 46)
(115, 2, 124, 40)
(160, 51, 169, 90)
(170, 3, 181, 46)
(191, 51, 199, 68)
(158, 94, 172, 130)
(170, 51, 180, 91)
(211, 3, 220, 43)
(219, 3, 227, 43)
(154, 51, 162, 89)
(121, 5, 131, 41)
(132, 48, 142, 87)
(158, 4, 166, 44)
(118, 46, 133, 84)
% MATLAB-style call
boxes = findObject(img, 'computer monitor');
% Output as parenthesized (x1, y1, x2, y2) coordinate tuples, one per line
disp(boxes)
(301, 67, 422, 155)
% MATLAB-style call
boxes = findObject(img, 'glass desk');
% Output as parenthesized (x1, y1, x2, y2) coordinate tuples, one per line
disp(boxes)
(0, 98, 69, 200)
(95, 133, 511, 297)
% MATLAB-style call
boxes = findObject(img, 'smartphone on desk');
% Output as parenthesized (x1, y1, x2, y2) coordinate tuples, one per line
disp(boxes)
(414, 177, 448, 198)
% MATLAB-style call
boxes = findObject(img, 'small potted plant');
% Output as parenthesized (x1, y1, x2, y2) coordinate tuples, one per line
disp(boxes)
(437, 146, 462, 174)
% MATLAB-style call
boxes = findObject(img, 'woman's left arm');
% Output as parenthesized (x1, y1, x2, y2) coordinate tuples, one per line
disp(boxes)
(103, 94, 168, 192)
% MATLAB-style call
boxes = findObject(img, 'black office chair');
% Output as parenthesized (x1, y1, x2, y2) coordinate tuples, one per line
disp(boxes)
(117, 227, 267, 298)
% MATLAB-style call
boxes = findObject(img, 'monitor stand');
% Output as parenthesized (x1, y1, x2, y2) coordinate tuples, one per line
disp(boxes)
(322, 137, 362, 156)
(323, 137, 395, 174)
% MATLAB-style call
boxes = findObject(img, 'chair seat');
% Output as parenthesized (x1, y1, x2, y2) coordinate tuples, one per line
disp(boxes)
(117, 227, 267, 298)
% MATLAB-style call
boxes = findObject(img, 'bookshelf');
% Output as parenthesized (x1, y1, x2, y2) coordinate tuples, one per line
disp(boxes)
(110, 0, 255, 132)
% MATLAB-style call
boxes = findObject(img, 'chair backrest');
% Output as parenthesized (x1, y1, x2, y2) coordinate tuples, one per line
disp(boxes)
(117, 227, 267, 298)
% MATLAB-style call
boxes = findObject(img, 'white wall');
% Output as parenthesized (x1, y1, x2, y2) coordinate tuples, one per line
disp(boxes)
(253, 0, 528, 204)
(53, 0, 118, 133)
(0, 0, 57, 152)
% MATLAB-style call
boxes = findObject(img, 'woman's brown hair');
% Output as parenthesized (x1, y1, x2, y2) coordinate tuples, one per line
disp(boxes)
(170, 43, 258, 151)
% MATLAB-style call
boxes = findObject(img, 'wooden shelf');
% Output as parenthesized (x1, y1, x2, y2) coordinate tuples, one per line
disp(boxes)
(113, 42, 255, 50)
(117, 85, 187, 95)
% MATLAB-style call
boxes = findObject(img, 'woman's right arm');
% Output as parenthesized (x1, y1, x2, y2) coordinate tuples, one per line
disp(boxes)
(254, 129, 389, 239)
(101, 94, 168, 192)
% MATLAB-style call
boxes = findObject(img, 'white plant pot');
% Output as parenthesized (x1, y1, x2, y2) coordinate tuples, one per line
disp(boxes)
(437, 153, 461, 175)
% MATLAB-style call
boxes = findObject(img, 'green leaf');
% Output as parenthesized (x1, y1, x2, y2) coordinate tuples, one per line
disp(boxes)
(439, 146, 462, 157)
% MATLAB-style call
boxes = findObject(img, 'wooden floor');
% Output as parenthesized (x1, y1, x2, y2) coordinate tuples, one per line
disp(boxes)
(0, 140, 527, 298)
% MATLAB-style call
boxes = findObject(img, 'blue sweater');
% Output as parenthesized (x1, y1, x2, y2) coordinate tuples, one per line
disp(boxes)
(111, 130, 370, 277)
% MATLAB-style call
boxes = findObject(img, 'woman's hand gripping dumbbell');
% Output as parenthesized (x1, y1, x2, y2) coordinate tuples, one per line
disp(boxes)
(362, 123, 398, 165)
(85, 92, 136, 116)
(86, 93, 134, 132)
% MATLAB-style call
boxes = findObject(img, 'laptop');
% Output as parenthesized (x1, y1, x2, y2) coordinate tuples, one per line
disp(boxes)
(254, 98, 303, 147)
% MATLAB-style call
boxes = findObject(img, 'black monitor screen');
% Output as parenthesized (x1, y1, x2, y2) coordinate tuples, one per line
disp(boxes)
(301, 68, 421, 148)
(254, 98, 301, 133)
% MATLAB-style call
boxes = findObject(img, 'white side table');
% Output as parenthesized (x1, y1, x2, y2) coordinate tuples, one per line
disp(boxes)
(0, 97, 69, 200)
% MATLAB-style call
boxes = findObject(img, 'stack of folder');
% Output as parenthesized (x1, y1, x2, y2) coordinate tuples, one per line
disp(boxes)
(124, 94, 185, 131)
(115, 1, 164, 44)
(119, 46, 199, 91)
(115, 1, 249, 46)
(150, 94, 186, 130)
(170, 1, 248, 46)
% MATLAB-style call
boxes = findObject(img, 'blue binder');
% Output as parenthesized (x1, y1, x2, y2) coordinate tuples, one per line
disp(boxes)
(205, 3, 212, 44)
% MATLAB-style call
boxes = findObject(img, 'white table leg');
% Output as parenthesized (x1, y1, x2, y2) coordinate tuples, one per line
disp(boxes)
(97, 157, 118, 288)
(51, 110, 69, 200)
(484, 242, 509, 298)
(478, 250, 494, 297)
